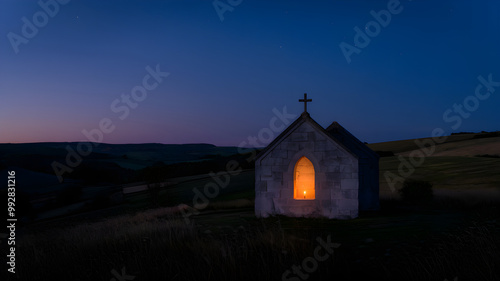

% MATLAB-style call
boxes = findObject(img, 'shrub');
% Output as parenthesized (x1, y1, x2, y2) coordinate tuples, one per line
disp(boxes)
(475, 154, 500, 158)
(399, 179, 433, 203)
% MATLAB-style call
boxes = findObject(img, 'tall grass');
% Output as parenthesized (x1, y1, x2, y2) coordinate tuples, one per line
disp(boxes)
(379, 218, 499, 281)
(13, 207, 323, 281)
(9, 200, 499, 281)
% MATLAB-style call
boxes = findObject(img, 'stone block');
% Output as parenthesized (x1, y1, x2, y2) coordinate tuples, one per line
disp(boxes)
(261, 174, 273, 181)
(321, 200, 332, 208)
(272, 198, 284, 214)
(352, 165, 359, 173)
(339, 209, 351, 216)
(297, 123, 315, 133)
(340, 165, 353, 173)
(282, 141, 299, 151)
(325, 150, 340, 159)
(281, 180, 292, 190)
(316, 189, 330, 199)
(331, 190, 342, 199)
(291, 132, 308, 141)
(340, 157, 353, 164)
(327, 165, 340, 173)
(255, 197, 274, 217)
(272, 165, 286, 172)
(265, 191, 278, 198)
(342, 189, 358, 200)
(334, 181, 341, 189)
(314, 141, 328, 152)
(315, 132, 327, 141)
(326, 172, 341, 181)
(338, 199, 358, 211)
(259, 165, 273, 176)
(257, 181, 267, 192)
(321, 208, 332, 218)
(298, 141, 314, 151)
(280, 189, 292, 199)
(268, 158, 283, 166)
(308, 132, 316, 141)
(337, 148, 353, 158)
(272, 149, 288, 159)
(341, 178, 358, 190)
(272, 172, 283, 181)
(341, 172, 353, 179)
(273, 198, 288, 206)
(325, 180, 335, 189)
(254, 117, 374, 220)
(268, 182, 282, 192)
(288, 205, 321, 217)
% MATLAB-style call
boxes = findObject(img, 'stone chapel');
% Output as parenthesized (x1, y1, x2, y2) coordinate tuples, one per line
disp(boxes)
(254, 94, 379, 219)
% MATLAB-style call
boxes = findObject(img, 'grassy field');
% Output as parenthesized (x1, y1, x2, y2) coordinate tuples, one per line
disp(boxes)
(4, 134, 500, 280)
(10, 200, 499, 281)
(10, 156, 498, 280)
(379, 156, 500, 196)
(367, 133, 500, 156)
(366, 133, 487, 154)
(127, 154, 500, 206)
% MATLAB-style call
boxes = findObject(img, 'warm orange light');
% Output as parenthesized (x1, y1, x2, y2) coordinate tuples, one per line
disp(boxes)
(294, 156, 315, 200)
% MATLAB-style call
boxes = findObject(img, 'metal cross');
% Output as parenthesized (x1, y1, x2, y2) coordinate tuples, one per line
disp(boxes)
(299, 93, 312, 113)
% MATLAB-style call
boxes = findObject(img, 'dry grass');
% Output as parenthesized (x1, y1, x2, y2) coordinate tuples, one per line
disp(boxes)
(13, 207, 321, 281)
(379, 217, 499, 281)
(207, 199, 254, 210)
(9, 197, 500, 281)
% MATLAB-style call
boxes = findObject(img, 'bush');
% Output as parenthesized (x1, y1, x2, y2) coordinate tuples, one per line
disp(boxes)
(399, 179, 433, 203)
(475, 154, 500, 158)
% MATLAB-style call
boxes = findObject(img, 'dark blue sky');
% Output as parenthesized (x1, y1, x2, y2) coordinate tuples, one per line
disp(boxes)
(1, 0, 499, 146)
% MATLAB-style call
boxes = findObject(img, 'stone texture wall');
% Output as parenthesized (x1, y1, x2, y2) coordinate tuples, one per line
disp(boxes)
(255, 119, 359, 219)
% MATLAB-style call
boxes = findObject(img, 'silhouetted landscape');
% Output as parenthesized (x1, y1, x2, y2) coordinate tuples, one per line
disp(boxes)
(2, 1, 500, 280)
(1, 131, 499, 280)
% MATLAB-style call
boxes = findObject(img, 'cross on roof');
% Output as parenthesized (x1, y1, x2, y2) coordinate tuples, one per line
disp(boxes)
(299, 93, 312, 113)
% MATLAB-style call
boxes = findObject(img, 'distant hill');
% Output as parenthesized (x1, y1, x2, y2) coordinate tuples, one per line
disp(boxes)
(1, 132, 498, 195)
(367, 132, 500, 196)
(1, 134, 499, 222)
(0, 142, 241, 169)
(0, 142, 246, 192)
(367, 132, 500, 157)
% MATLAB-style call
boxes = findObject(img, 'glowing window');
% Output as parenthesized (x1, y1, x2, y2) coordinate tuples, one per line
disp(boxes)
(294, 156, 315, 200)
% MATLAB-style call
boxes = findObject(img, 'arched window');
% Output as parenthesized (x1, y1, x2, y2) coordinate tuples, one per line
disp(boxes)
(294, 156, 315, 200)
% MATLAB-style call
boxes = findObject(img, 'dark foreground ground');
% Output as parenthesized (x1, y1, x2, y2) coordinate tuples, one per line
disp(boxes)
(2, 197, 499, 281)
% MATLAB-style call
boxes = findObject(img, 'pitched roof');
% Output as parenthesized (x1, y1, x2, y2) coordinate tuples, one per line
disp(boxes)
(325, 122, 379, 159)
(255, 113, 358, 161)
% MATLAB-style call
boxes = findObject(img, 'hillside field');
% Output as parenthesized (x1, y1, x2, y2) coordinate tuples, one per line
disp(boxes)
(1, 132, 499, 280)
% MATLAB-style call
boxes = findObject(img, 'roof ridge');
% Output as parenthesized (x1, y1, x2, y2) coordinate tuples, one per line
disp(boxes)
(255, 114, 358, 160)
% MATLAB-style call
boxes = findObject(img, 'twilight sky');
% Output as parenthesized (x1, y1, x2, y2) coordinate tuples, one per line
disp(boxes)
(1, 0, 499, 146)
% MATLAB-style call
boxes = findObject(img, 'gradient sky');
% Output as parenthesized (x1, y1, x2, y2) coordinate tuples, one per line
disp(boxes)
(1, 0, 499, 146)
